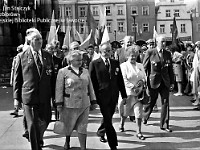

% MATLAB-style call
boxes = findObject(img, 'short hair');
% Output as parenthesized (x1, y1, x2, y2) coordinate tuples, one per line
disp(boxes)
(123, 36, 134, 42)
(26, 31, 42, 42)
(51, 40, 60, 49)
(156, 35, 166, 42)
(45, 44, 54, 51)
(17, 44, 24, 52)
(25, 28, 40, 45)
(124, 45, 140, 58)
(88, 44, 94, 49)
(147, 39, 155, 44)
(195, 41, 200, 47)
(26, 27, 40, 36)
(62, 45, 68, 51)
(99, 42, 111, 51)
(67, 50, 82, 63)
(69, 41, 80, 50)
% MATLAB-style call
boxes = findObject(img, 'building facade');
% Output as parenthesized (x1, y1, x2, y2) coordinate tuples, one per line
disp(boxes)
(126, 0, 155, 43)
(191, 0, 200, 43)
(156, 0, 192, 43)
(58, 0, 127, 42)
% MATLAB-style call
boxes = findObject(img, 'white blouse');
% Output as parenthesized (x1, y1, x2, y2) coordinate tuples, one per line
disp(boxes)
(120, 61, 146, 95)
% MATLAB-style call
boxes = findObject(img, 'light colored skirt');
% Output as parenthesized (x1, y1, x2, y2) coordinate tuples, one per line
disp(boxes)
(173, 64, 183, 82)
(118, 95, 143, 118)
(61, 107, 89, 135)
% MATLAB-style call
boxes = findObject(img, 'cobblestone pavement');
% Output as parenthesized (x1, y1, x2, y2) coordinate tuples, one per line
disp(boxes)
(0, 86, 200, 150)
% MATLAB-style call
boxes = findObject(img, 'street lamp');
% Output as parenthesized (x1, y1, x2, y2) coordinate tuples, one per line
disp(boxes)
(131, 11, 138, 43)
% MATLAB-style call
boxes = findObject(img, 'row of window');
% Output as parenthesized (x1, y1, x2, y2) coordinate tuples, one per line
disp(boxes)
(166, 9, 180, 17)
(159, 24, 186, 33)
(59, 5, 150, 17)
(78, 22, 149, 34)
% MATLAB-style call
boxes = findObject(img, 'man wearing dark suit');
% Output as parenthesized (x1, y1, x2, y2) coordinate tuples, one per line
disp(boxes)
(89, 42, 127, 150)
(142, 35, 174, 132)
(13, 30, 55, 150)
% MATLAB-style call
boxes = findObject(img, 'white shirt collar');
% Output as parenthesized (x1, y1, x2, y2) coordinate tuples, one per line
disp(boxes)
(157, 47, 162, 53)
(70, 65, 79, 74)
(101, 56, 110, 64)
(30, 47, 42, 56)
(30, 47, 42, 63)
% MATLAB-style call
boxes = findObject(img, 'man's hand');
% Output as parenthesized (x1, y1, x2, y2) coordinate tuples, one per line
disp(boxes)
(90, 104, 98, 111)
(122, 98, 127, 105)
(170, 84, 174, 91)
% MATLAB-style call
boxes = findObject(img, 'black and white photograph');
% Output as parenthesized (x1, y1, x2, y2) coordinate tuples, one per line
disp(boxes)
(0, 0, 200, 149)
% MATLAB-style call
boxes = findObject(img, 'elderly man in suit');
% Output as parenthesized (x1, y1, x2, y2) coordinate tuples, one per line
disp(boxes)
(13, 29, 55, 150)
(89, 42, 127, 150)
(114, 36, 134, 64)
(142, 35, 174, 132)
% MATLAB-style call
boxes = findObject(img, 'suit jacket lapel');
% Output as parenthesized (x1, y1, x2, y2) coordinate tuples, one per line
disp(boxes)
(98, 57, 110, 77)
(26, 48, 41, 77)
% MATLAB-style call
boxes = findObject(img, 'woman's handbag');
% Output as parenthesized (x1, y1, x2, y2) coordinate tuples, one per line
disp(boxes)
(53, 120, 65, 134)
(138, 89, 151, 105)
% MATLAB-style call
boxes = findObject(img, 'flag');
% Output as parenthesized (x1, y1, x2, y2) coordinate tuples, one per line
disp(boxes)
(172, 16, 178, 45)
(86, 3, 97, 45)
(101, 25, 110, 45)
(99, 8, 106, 28)
(94, 28, 99, 44)
(153, 26, 158, 40)
(80, 30, 92, 50)
(97, 8, 107, 45)
(63, 24, 72, 48)
(47, 10, 58, 44)
(82, 20, 88, 41)
(72, 26, 83, 43)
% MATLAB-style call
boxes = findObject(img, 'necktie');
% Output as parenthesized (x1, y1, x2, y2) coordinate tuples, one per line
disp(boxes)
(36, 52, 42, 74)
(105, 58, 110, 71)
(159, 50, 163, 62)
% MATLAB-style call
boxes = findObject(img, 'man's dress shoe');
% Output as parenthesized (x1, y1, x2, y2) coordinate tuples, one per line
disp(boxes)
(160, 128, 172, 132)
(100, 136, 107, 143)
(143, 119, 147, 125)
(22, 131, 29, 140)
(111, 146, 117, 150)
(40, 140, 44, 147)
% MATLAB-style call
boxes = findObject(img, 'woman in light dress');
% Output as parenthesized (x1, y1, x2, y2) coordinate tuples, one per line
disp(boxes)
(118, 45, 147, 140)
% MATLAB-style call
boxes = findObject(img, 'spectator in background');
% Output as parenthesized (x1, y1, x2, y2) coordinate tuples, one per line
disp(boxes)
(94, 44, 100, 54)
(114, 36, 134, 64)
(171, 45, 184, 96)
(184, 43, 194, 96)
(62, 41, 80, 68)
(51, 40, 63, 76)
(139, 44, 148, 63)
(87, 44, 100, 61)
(147, 39, 155, 50)
(10, 44, 24, 116)
(190, 41, 200, 110)
(62, 45, 69, 57)
(61, 45, 69, 67)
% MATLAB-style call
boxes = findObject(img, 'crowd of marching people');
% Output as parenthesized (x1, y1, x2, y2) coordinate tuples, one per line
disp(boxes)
(9, 27, 200, 150)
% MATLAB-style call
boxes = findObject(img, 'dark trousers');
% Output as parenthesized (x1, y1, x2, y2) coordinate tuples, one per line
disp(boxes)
(23, 107, 28, 133)
(97, 101, 118, 148)
(143, 81, 170, 128)
(24, 104, 41, 150)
